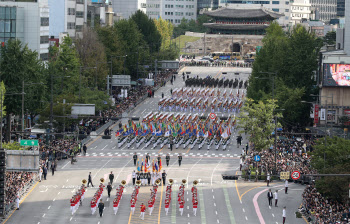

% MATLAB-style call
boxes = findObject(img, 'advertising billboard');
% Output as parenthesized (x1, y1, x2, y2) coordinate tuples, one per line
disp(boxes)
(323, 64, 350, 86)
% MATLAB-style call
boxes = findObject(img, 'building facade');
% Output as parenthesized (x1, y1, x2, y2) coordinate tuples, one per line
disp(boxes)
(111, 0, 146, 19)
(146, 0, 197, 25)
(197, 0, 218, 12)
(48, 0, 87, 39)
(290, 0, 312, 25)
(218, 1, 291, 26)
(310, 0, 337, 22)
(203, 7, 283, 35)
(337, 0, 345, 17)
(0, 0, 49, 60)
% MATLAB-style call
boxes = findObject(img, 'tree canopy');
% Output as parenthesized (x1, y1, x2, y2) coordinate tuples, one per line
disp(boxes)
(247, 23, 322, 129)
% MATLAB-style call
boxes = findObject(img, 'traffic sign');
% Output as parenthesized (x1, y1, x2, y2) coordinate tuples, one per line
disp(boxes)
(209, 113, 217, 120)
(291, 171, 301, 180)
(254, 155, 261, 162)
(280, 171, 290, 180)
(20, 139, 38, 147)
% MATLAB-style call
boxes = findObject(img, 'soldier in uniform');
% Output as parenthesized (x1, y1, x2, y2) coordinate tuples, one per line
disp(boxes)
(139, 172, 145, 186)
(164, 197, 170, 215)
(109, 171, 114, 185)
(179, 199, 184, 216)
(98, 199, 105, 217)
(178, 154, 183, 167)
(147, 172, 151, 186)
(140, 203, 146, 220)
(133, 152, 138, 166)
(130, 198, 136, 214)
(166, 154, 170, 166)
(107, 183, 112, 198)
(162, 170, 167, 186)
(157, 155, 161, 167)
(193, 199, 198, 216)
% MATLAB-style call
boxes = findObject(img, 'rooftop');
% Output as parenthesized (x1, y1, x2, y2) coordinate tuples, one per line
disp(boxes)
(203, 23, 269, 30)
(204, 7, 284, 19)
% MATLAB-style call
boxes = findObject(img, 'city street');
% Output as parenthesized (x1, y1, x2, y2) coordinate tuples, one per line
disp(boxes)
(4, 67, 306, 224)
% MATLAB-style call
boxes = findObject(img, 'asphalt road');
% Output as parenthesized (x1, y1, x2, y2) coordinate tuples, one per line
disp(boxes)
(4, 66, 306, 224)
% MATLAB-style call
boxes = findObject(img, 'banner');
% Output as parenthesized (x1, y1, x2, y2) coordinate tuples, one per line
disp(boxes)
(314, 105, 319, 125)
(320, 108, 326, 121)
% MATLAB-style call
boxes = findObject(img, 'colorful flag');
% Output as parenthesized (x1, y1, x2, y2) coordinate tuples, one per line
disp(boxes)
(159, 158, 162, 171)
(137, 159, 140, 171)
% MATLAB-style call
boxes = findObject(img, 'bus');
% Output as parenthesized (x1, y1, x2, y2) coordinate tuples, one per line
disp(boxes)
(210, 52, 241, 60)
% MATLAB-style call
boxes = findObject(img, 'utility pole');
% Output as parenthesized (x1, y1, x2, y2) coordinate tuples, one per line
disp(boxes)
(154, 59, 158, 81)
(22, 80, 24, 137)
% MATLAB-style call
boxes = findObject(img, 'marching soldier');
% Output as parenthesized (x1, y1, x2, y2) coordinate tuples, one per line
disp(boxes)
(178, 154, 182, 167)
(146, 153, 151, 162)
(133, 152, 138, 166)
(107, 183, 112, 198)
(162, 170, 167, 186)
(157, 155, 161, 167)
(98, 199, 104, 217)
(165, 197, 170, 215)
(109, 171, 114, 185)
(140, 203, 146, 220)
(139, 172, 145, 186)
(132, 170, 136, 185)
(193, 199, 198, 216)
(147, 172, 151, 186)
(87, 172, 93, 187)
(166, 154, 170, 166)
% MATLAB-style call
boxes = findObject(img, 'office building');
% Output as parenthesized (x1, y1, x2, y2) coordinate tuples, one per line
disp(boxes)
(309, 0, 337, 22)
(48, 0, 87, 39)
(197, 0, 218, 11)
(0, 0, 50, 60)
(290, 0, 312, 25)
(110, 0, 146, 19)
(337, 0, 345, 17)
(146, 0, 197, 25)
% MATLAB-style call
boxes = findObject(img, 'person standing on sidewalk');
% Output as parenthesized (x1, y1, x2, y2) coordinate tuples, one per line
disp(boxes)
(274, 190, 278, 207)
(266, 172, 270, 186)
(282, 206, 286, 224)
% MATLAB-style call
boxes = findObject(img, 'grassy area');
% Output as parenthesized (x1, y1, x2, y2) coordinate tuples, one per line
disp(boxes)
(172, 35, 201, 54)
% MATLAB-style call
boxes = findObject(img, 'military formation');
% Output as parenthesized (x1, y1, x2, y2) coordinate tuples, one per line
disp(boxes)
(70, 184, 86, 215)
(185, 76, 248, 89)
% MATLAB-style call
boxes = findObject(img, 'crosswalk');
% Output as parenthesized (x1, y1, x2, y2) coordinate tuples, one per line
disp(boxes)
(78, 152, 239, 158)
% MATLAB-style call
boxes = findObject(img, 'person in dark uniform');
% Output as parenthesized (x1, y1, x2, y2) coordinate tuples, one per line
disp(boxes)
(51, 162, 55, 176)
(109, 171, 114, 185)
(162, 170, 167, 185)
(136, 172, 141, 184)
(133, 152, 138, 166)
(170, 88, 173, 95)
(166, 154, 170, 166)
(83, 144, 87, 155)
(146, 153, 150, 162)
(267, 189, 273, 206)
(157, 155, 161, 167)
(119, 122, 122, 129)
(87, 172, 94, 187)
(162, 92, 164, 98)
(236, 135, 242, 148)
(170, 139, 173, 151)
(178, 154, 182, 166)
(107, 183, 112, 198)
(147, 172, 151, 186)
(139, 172, 144, 186)
(98, 199, 105, 217)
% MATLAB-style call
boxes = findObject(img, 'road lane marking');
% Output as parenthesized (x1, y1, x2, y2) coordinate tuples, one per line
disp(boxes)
(272, 213, 275, 217)
(42, 214, 45, 217)
(198, 186, 207, 224)
(70, 217, 73, 221)
(242, 208, 245, 212)
(211, 159, 222, 186)
(62, 161, 70, 169)
(48, 206, 51, 209)
(245, 216, 248, 220)
(223, 185, 236, 224)
(157, 181, 164, 224)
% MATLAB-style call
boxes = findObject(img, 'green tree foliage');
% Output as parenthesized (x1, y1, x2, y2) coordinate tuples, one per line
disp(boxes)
(0, 82, 6, 116)
(238, 98, 282, 151)
(154, 17, 178, 60)
(247, 23, 322, 128)
(114, 19, 149, 79)
(131, 10, 162, 52)
(75, 27, 109, 90)
(311, 137, 350, 203)
(173, 15, 211, 37)
(323, 31, 336, 45)
(3, 142, 23, 150)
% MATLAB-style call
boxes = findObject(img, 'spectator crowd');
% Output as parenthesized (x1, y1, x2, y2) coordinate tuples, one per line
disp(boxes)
(5, 172, 35, 207)
(243, 135, 349, 223)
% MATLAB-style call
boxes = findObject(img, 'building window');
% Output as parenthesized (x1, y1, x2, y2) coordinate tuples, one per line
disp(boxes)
(41, 17, 49, 26)
(285, 1, 289, 4)
(272, 1, 279, 4)
(285, 9, 289, 12)
(67, 22, 75, 29)
(76, 25, 83, 32)
(76, 11, 84, 18)
(285, 16, 289, 19)
(40, 36, 49, 44)
(68, 8, 76, 15)
(76, 0, 84, 3)
(272, 8, 279, 12)
(40, 53, 49, 61)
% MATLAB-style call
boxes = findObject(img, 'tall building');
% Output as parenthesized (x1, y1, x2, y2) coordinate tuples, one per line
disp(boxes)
(309, 0, 337, 22)
(337, 0, 345, 17)
(197, 0, 218, 12)
(48, 0, 87, 39)
(290, 0, 312, 26)
(218, 1, 291, 26)
(146, 0, 197, 25)
(0, 0, 50, 60)
(110, 0, 146, 19)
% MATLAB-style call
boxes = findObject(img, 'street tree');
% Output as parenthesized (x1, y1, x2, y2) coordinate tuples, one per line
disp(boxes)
(237, 98, 282, 151)
(311, 137, 350, 203)
(154, 17, 178, 60)
(75, 27, 109, 90)
(131, 10, 162, 52)
(0, 39, 46, 141)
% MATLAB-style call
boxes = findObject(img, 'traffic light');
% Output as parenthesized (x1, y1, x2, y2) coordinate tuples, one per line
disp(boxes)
(0, 150, 5, 215)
